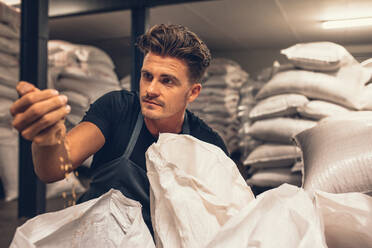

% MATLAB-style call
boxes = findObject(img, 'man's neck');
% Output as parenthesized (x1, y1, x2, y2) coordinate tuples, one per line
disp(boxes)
(143, 111, 185, 137)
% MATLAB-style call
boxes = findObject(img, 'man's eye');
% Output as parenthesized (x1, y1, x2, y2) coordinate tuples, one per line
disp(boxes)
(161, 77, 172, 84)
(142, 72, 152, 80)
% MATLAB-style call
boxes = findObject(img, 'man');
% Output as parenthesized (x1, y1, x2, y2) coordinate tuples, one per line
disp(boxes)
(10, 24, 228, 233)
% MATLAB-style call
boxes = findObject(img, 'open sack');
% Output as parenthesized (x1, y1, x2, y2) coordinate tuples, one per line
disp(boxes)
(10, 189, 155, 248)
(10, 133, 372, 248)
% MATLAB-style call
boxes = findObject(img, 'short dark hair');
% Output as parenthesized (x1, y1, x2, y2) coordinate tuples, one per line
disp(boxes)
(136, 24, 211, 83)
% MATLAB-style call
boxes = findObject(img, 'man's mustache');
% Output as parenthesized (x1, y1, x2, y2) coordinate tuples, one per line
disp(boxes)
(141, 95, 164, 107)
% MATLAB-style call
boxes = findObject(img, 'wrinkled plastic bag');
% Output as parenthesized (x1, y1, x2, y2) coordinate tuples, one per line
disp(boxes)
(10, 189, 155, 248)
(146, 133, 255, 248)
(206, 184, 327, 248)
(315, 190, 372, 248)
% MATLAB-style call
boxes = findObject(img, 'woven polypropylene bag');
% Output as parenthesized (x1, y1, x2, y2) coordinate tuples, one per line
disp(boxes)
(295, 115, 372, 195)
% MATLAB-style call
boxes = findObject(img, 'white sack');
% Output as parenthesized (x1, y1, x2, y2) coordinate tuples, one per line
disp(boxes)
(48, 40, 115, 68)
(281, 42, 355, 71)
(206, 184, 327, 248)
(0, 51, 18, 67)
(10, 189, 155, 248)
(62, 90, 90, 110)
(206, 58, 242, 76)
(0, 21, 19, 38)
(0, 65, 18, 87)
(0, 126, 18, 201)
(0, 83, 17, 100)
(60, 66, 118, 85)
(291, 161, 303, 173)
(244, 143, 301, 168)
(295, 116, 372, 195)
(66, 113, 83, 127)
(249, 117, 317, 144)
(360, 83, 372, 110)
(0, 36, 19, 55)
(319, 110, 372, 123)
(0, 2, 20, 29)
(249, 94, 308, 121)
(297, 100, 351, 120)
(246, 168, 302, 187)
(314, 190, 372, 248)
(55, 77, 120, 103)
(146, 133, 254, 248)
(120, 75, 131, 90)
(0, 97, 14, 123)
(256, 65, 370, 110)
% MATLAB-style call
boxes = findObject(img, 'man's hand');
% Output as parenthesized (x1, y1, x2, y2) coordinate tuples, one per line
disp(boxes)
(10, 81, 71, 146)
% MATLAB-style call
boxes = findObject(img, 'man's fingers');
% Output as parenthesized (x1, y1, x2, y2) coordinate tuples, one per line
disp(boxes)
(16, 81, 39, 96)
(12, 94, 68, 131)
(10, 88, 59, 116)
(21, 105, 71, 141)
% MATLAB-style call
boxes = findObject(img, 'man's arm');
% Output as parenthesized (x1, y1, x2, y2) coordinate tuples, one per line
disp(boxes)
(32, 121, 105, 183)
(11, 81, 105, 183)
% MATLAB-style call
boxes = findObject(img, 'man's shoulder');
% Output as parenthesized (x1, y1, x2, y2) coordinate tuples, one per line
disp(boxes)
(187, 110, 228, 155)
(104, 89, 138, 101)
(99, 89, 139, 109)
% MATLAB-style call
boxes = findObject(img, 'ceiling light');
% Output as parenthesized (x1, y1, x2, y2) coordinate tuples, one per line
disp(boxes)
(322, 17, 372, 29)
(0, 0, 21, 6)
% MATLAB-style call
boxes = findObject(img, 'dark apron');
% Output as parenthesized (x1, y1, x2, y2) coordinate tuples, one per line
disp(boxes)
(77, 111, 190, 235)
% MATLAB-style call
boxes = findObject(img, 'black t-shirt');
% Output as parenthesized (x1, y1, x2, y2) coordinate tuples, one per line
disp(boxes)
(82, 90, 228, 171)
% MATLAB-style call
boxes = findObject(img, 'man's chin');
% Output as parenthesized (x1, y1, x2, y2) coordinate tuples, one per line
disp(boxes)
(141, 109, 163, 120)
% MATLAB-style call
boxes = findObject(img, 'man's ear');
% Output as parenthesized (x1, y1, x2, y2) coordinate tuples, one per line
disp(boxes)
(187, 83, 202, 103)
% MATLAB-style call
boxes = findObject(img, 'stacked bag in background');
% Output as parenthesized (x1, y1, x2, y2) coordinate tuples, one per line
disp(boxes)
(0, 1, 123, 202)
(120, 74, 131, 91)
(48, 40, 121, 129)
(0, 2, 21, 202)
(244, 42, 372, 192)
(188, 58, 249, 155)
(237, 66, 276, 175)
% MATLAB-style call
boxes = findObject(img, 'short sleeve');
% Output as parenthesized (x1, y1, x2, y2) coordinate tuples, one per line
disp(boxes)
(81, 90, 128, 141)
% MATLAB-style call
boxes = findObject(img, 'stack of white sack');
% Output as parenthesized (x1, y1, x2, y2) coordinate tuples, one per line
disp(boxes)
(188, 58, 249, 154)
(48, 40, 121, 129)
(245, 42, 372, 190)
(237, 65, 281, 172)
(0, 3, 20, 202)
(0, 14, 90, 201)
(120, 74, 131, 91)
(10, 133, 372, 248)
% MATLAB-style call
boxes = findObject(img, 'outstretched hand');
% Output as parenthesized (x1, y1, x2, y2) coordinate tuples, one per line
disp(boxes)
(10, 81, 70, 146)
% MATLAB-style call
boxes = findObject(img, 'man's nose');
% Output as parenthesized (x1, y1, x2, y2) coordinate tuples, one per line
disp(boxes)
(146, 80, 160, 96)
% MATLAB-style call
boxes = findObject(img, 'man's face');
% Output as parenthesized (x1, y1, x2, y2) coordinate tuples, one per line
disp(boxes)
(139, 52, 200, 120)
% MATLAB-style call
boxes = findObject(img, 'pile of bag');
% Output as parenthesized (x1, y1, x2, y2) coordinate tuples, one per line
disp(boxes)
(48, 40, 121, 129)
(0, 3, 20, 201)
(244, 42, 372, 190)
(188, 58, 249, 154)
(0, 1, 122, 201)
(120, 74, 131, 91)
(11, 133, 372, 248)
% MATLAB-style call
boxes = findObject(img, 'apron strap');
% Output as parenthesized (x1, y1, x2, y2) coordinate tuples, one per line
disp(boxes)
(123, 111, 143, 159)
(124, 110, 189, 159)
(182, 111, 190, 135)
